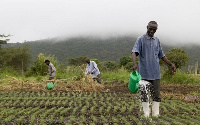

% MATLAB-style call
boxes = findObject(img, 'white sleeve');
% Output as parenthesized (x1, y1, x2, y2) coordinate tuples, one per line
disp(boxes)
(85, 65, 89, 76)
(91, 62, 97, 73)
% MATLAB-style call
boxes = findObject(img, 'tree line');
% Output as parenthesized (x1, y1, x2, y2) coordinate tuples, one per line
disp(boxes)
(0, 35, 194, 76)
(2, 36, 199, 66)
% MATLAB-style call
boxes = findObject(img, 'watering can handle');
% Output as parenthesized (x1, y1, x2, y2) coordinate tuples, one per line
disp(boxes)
(131, 70, 136, 74)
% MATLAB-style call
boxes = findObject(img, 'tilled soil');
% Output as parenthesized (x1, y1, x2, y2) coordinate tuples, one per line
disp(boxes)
(105, 83, 200, 94)
(105, 83, 200, 103)
(161, 84, 200, 94)
(1, 79, 200, 102)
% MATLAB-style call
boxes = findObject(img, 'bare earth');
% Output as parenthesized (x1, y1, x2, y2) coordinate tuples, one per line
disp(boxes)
(0, 78, 200, 103)
(105, 83, 200, 103)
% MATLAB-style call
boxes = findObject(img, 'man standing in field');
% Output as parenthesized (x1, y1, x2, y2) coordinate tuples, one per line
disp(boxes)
(85, 58, 101, 84)
(131, 21, 176, 117)
(45, 60, 56, 80)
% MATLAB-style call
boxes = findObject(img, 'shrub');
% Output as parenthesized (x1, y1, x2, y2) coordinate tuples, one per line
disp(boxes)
(0, 66, 19, 78)
(120, 56, 132, 67)
(25, 53, 59, 77)
(124, 62, 133, 71)
(104, 61, 119, 71)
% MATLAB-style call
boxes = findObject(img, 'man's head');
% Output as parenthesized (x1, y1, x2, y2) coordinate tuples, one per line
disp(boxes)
(44, 60, 50, 65)
(85, 58, 90, 64)
(147, 21, 158, 37)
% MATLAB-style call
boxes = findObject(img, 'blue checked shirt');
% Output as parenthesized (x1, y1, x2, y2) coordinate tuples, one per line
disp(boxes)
(132, 34, 165, 80)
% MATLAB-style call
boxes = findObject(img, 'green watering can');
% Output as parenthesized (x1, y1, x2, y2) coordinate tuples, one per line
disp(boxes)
(46, 82, 57, 90)
(128, 70, 142, 93)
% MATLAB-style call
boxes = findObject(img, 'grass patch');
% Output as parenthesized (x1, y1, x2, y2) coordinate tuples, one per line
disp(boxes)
(161, 70, 200, 85)
(2, 65, 200, 85)
(56, 66, 83, 79)
(101, 67, 130, 83)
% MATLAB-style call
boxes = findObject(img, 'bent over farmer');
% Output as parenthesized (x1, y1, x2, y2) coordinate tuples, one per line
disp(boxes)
(85, 58, 101, 84)
(131, 21, 176, 117)
(45, 60, 56, 80)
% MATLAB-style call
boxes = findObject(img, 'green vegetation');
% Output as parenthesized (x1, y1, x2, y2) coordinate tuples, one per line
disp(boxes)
(0, 34, 10, 46)
(25, 53, 59, 77)
(1, 36, 200, 80)
(2, 36, 200, 67)
(161, 70, 200, 85)
(1, 55, 200, 85)
(0, 45, 31, 71)
(164, 48, 189, 69)
(101, 67, 130, 83)
(119, 56, 139, 71)
(68, 56, 87, 66)
(0, 91, 199, 124)
(1, 35, 200, 124)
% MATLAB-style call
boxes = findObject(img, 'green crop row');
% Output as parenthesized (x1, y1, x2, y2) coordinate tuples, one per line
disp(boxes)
(0, 91, 200, 124)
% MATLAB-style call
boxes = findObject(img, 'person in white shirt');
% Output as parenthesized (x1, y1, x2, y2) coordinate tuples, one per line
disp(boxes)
(44, 60, 56, 80)
(85, 58, 101, 84)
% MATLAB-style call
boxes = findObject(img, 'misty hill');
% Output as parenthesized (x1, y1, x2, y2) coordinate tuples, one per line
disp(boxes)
(3, 36, 200, 66)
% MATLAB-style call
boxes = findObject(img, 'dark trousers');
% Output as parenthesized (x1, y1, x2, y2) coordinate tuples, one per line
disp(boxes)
(49, 77, 55, 80)
(140, 79, 161, 102)
(93, 74, 101, 84)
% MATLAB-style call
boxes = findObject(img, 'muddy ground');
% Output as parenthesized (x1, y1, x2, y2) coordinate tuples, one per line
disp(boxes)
(105, 82, 200, 103)
(1, 78, 200, 103)
(105, 83, 200, 94)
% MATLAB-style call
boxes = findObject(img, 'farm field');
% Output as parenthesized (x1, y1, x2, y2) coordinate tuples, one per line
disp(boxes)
(1, 88, 200, 125)
(0, 74, 200, 124)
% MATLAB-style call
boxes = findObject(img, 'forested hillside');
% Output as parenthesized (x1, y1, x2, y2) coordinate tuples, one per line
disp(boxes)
(2, 36, 200, 66)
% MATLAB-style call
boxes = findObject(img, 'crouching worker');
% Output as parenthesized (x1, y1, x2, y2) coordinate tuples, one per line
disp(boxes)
(85, 58, 101, 84)
(45, 60, 56, 80)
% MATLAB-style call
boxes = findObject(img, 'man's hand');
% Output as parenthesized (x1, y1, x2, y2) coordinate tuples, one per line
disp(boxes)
(162, 57, 176, 74)
(170, 64, 176, 74)
(133, 63, 138, 71)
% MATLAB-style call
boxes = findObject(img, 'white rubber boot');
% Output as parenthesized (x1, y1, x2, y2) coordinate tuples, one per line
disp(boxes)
(142, 102, 150, 117)
(152, 101, 160, 117)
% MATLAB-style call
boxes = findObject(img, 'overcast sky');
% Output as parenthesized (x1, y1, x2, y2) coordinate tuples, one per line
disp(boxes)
(1, 0, 200, 44)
